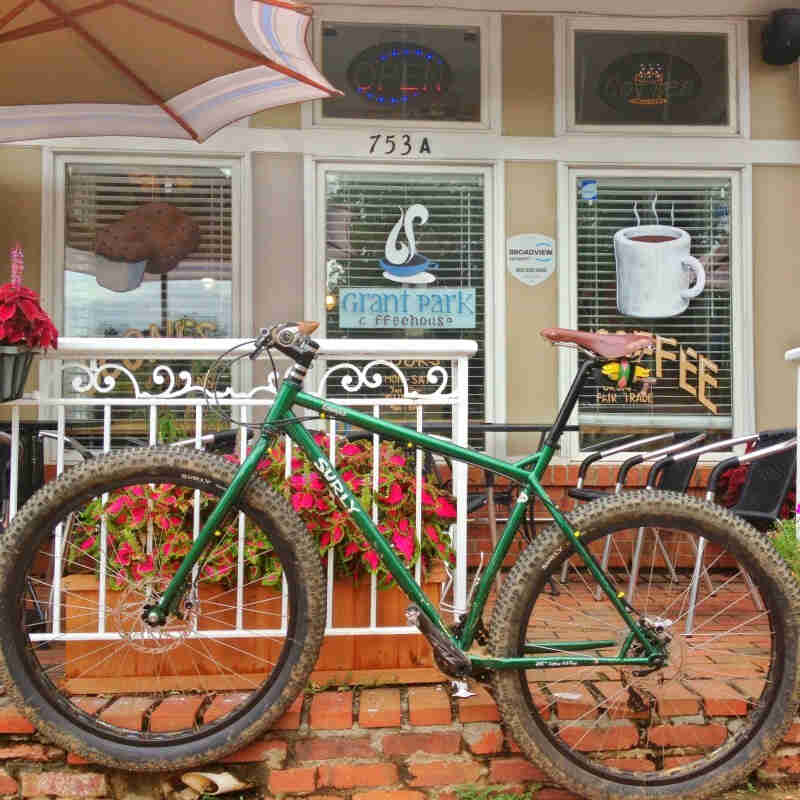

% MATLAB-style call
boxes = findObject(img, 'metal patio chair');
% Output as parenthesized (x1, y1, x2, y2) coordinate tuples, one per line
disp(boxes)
(682, 428, 796, 635)
(563, 431, 706, 598)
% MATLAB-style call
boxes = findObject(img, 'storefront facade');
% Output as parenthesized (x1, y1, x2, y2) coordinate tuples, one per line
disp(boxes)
(1, 10, 798, 457)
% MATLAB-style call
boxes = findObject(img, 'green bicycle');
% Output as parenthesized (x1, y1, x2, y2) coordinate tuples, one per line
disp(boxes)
(0, 321, 797, 800)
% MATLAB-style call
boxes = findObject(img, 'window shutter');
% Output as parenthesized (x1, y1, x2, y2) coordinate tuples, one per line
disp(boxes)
(575, 176, 732, 431)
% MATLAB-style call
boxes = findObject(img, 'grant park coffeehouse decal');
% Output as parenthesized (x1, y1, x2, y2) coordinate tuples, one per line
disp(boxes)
(507, 234, 555, 287)
(339, 204, 476, 329)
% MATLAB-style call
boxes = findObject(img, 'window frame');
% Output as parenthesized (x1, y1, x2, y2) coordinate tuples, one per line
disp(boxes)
(305, 158, 505, 452)
(555, 16, 749, 138)
(304, 6, 501, 132)
(40, 149, 250, 408)
(556, 164, 754, 459)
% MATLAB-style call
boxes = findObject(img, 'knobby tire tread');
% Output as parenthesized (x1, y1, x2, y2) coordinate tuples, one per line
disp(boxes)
(489, 490, 800, 800)
(0, 447, 327, 771)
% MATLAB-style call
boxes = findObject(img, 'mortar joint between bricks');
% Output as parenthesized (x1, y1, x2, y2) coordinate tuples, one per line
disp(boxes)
(352, 685, 362, 725)
(400, 686, 410, 728)
(298, 692, 314, 734)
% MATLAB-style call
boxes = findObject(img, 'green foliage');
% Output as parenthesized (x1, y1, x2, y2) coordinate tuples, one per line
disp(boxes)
(772, 518, 800, 582)
(454, 785, 537, 800)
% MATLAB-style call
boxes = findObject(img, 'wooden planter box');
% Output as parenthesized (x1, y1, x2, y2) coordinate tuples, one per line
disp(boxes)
(63, 568, 447, 692)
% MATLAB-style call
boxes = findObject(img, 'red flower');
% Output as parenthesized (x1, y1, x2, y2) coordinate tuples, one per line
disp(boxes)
(0, 246, 58, 350)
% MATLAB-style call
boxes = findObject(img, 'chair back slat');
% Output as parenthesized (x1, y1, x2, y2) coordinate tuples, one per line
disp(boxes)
(730, 429, 795, 527)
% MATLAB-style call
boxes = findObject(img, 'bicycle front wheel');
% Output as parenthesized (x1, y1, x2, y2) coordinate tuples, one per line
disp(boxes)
(490, 491, 800, 800)
(0, 448, 326, 770)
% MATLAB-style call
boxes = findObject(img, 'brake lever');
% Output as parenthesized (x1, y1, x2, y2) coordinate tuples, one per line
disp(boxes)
(249, 327, 272, 360)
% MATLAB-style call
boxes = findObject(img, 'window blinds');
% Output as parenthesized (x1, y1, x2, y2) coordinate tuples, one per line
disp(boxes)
(64, 164, 233, 340)
(575, 176, 732, 428)
(61, 163, 234, 444)
(324, 170, 486, 443)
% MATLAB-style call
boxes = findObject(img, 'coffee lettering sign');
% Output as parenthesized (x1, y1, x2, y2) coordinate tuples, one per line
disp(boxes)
(595, 331, 719, 414)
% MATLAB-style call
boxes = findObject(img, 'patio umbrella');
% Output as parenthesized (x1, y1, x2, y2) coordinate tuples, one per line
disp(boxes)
(0, 0, 341, 143)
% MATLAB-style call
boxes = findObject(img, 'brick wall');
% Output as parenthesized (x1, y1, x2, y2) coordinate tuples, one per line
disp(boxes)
(0, 681, 797, 798)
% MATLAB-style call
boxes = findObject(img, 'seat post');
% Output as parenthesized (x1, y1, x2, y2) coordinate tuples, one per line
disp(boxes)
(541, 358, 597, 451)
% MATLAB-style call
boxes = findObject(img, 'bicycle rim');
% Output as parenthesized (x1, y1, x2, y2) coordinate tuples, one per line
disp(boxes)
(492, 497, 796, 792)
(8, 469, 305, 750)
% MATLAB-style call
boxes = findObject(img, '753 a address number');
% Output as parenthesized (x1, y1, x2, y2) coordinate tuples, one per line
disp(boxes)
(368, 134, 432, 156)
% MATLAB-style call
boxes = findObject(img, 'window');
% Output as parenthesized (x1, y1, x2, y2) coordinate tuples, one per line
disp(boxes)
(46, 154, 243, 445)
(63, 163, 234, 342)
(310, 9, 495, 130)
(567, 171, 748, 448)
(321, 166, 488, 444)
(559, 18, 743, 135)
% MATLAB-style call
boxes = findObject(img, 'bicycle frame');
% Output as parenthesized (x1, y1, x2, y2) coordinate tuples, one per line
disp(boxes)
(151, 362, 662, 672)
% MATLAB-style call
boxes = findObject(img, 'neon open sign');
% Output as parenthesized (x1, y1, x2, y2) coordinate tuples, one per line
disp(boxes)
(347, 42, 451, 106)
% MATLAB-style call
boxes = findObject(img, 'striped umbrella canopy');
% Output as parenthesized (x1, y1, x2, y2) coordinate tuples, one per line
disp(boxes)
(0, 0, 341, 142)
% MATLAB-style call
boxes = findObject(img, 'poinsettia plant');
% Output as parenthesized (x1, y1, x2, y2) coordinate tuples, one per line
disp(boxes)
(68, 432, 456, 590)
(0, 245, 58, 350)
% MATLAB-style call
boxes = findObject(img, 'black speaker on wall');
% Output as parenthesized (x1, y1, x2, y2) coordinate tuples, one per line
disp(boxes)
(763, 9, 800, 65)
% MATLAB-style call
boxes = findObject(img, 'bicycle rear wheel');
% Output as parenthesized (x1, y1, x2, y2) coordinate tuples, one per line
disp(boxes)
(0, 448, 326, 770)
(490, 491, 800, 800)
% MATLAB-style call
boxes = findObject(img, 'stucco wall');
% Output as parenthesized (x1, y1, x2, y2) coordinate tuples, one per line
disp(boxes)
(505, 161, 558, 455)
(252, 153, 305, 331)
(0, 146, 43, 411)
(0, 147, 41, 290)
(502, 16, 555, 137)
(752, 165, 800, 431)
(749, 20, 800, 140)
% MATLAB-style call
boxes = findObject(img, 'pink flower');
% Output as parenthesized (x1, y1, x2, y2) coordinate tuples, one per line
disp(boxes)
(389, 454, 406, 467)
(116, 542, 133, 566)
(421, 489, 434, 506)
(344, 542, 360, 558)
(108, 495, 127, 514)
(132, 554, 154, 580)
(291, 492, 314, 512)
(425, 524, 440, 544)
(291, 457, 304, 471)
(79, 536, 95, 551)
(332, 525, 344, 544)
(384, 484, 404, 504)
(130, 504, 147, 524)
(289, 474, 306, 490)
(392, 532, 414, 561)
(309, 473, 325, 491)
(162, 535, 175, 556)
(363, 549, 379, 570)
(320, 532, 331, 548)
(434, 497, 457, 519)
(130, 485, 145, 497)
(340, 443, 362, 456)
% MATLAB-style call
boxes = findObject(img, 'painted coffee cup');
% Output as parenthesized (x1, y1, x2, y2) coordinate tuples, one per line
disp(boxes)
(614, 225, 706, 318)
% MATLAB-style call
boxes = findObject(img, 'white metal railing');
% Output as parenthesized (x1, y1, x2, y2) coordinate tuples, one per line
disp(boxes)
(6, 336, 475, 641)
(785, 345, 800, 537)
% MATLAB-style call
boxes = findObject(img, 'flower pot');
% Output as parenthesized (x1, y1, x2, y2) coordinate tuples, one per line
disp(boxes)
(0, 345, 35, 402)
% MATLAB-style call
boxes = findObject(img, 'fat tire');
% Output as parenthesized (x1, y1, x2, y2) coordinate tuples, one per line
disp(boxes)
(489, 490, 800, 800)
(0, 447, 326, 771)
